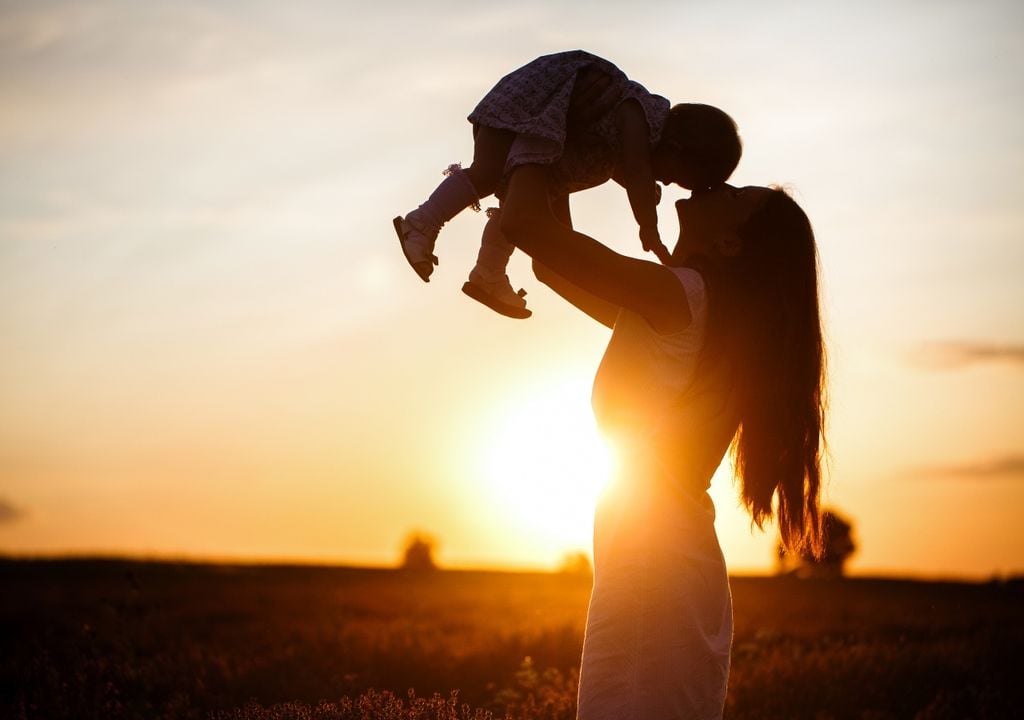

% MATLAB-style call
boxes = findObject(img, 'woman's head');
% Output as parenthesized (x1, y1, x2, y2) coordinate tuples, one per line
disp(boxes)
(677, 186, 827, 556)
(654, 104, 742, 190)
(672, 184, 773, 263)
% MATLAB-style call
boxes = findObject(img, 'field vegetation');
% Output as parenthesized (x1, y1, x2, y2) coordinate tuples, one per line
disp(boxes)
(1, 559, 1019, 719)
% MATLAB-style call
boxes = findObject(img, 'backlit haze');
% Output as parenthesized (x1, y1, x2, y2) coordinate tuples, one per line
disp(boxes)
(2, 0, 1022, 578)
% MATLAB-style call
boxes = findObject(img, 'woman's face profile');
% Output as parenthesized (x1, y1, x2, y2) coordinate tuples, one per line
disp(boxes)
(674, 185, 771, 259)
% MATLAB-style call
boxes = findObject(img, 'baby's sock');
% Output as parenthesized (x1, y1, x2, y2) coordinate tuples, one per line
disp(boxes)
(472, 208, 514, 279)
(406, 164, 480, 238)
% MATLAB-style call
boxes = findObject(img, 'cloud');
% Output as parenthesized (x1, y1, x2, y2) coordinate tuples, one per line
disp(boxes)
(910, 341, 1024, 370)
(0, 499, 25, 524)
(911, 456, 1024, 481)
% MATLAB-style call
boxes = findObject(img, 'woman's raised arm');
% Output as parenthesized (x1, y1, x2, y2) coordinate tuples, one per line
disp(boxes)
(532, 258, 620, 329)
(502, 165, 692, 335)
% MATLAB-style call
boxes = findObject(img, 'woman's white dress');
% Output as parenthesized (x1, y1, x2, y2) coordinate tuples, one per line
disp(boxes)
(578, 267, 733, 720)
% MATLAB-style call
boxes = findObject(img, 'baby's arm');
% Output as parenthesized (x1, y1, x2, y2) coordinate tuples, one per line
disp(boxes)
(614, 99, 669, 263)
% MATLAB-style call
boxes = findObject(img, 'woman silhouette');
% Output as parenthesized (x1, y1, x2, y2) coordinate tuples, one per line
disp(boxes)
(499, 165, 827, 719)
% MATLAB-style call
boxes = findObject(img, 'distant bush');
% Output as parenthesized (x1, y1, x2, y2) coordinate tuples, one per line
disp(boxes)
(776, 508, 857, 578)
(556, 552, 592, 578)
(400, 532, 439, 571)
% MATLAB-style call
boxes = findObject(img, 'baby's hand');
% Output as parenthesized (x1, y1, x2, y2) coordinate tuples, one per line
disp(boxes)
(640, 225, 670, 264)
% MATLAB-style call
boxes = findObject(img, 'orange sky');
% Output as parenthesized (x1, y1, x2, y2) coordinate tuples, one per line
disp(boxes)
(1, 1, 1023, 578)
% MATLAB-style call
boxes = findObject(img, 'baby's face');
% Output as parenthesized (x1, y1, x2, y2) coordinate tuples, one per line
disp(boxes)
(651, 144, 706, 190)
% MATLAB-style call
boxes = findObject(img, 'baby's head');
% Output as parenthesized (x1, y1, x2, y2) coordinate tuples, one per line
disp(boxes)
(654, 104, 742, 190)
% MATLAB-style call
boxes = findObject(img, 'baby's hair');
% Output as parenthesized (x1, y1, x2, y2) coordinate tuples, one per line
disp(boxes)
(663, 104, 742, 188)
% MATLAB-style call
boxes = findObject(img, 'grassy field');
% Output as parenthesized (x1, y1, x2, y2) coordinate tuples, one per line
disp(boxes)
(1, 559, 1020, 719)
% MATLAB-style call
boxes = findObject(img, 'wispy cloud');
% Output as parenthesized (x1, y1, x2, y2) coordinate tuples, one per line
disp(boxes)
(0, 499, 25, 524)
(909, 341, 1024, 370)
(910, 455, 1024, 481)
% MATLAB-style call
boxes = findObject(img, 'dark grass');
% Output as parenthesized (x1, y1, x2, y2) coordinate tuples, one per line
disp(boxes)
(1, 558, 1020, 719)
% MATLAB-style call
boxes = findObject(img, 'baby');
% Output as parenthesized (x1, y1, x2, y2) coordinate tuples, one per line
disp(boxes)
(393, 50, 741, 318)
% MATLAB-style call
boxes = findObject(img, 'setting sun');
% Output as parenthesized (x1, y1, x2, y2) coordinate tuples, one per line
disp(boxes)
(477, 378, 615, 555)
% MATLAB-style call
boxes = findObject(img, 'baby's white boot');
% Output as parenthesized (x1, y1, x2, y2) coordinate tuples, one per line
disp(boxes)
(461, 208, 531, 319)
(393, 164, 479, 282)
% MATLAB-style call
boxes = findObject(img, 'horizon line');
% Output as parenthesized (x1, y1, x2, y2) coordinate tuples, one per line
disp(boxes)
(1, 550, 1019, 584)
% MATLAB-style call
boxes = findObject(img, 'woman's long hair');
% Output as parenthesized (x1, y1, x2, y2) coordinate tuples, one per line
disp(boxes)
(690, 189, 827, 556)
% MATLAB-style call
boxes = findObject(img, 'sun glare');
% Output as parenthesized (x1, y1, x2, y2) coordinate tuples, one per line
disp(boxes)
(479, 378, 615, 558)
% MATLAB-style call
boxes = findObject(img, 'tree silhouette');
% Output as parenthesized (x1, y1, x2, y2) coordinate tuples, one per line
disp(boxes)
(400, 531, 439, 571)
(776, 508, 857, 578)
(557, 551, 593, 577)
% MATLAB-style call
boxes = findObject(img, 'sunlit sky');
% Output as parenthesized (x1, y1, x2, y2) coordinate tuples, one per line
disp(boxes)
(2, 0, 1023, 578)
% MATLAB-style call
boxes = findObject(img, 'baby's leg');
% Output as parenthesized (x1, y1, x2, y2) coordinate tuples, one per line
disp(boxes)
(394, 125, 515, 283)
(460, 185, 569, 322)
(472, 207, 515, 278)
(464, 125, 515, 199)
(462, 206, 531, 319)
